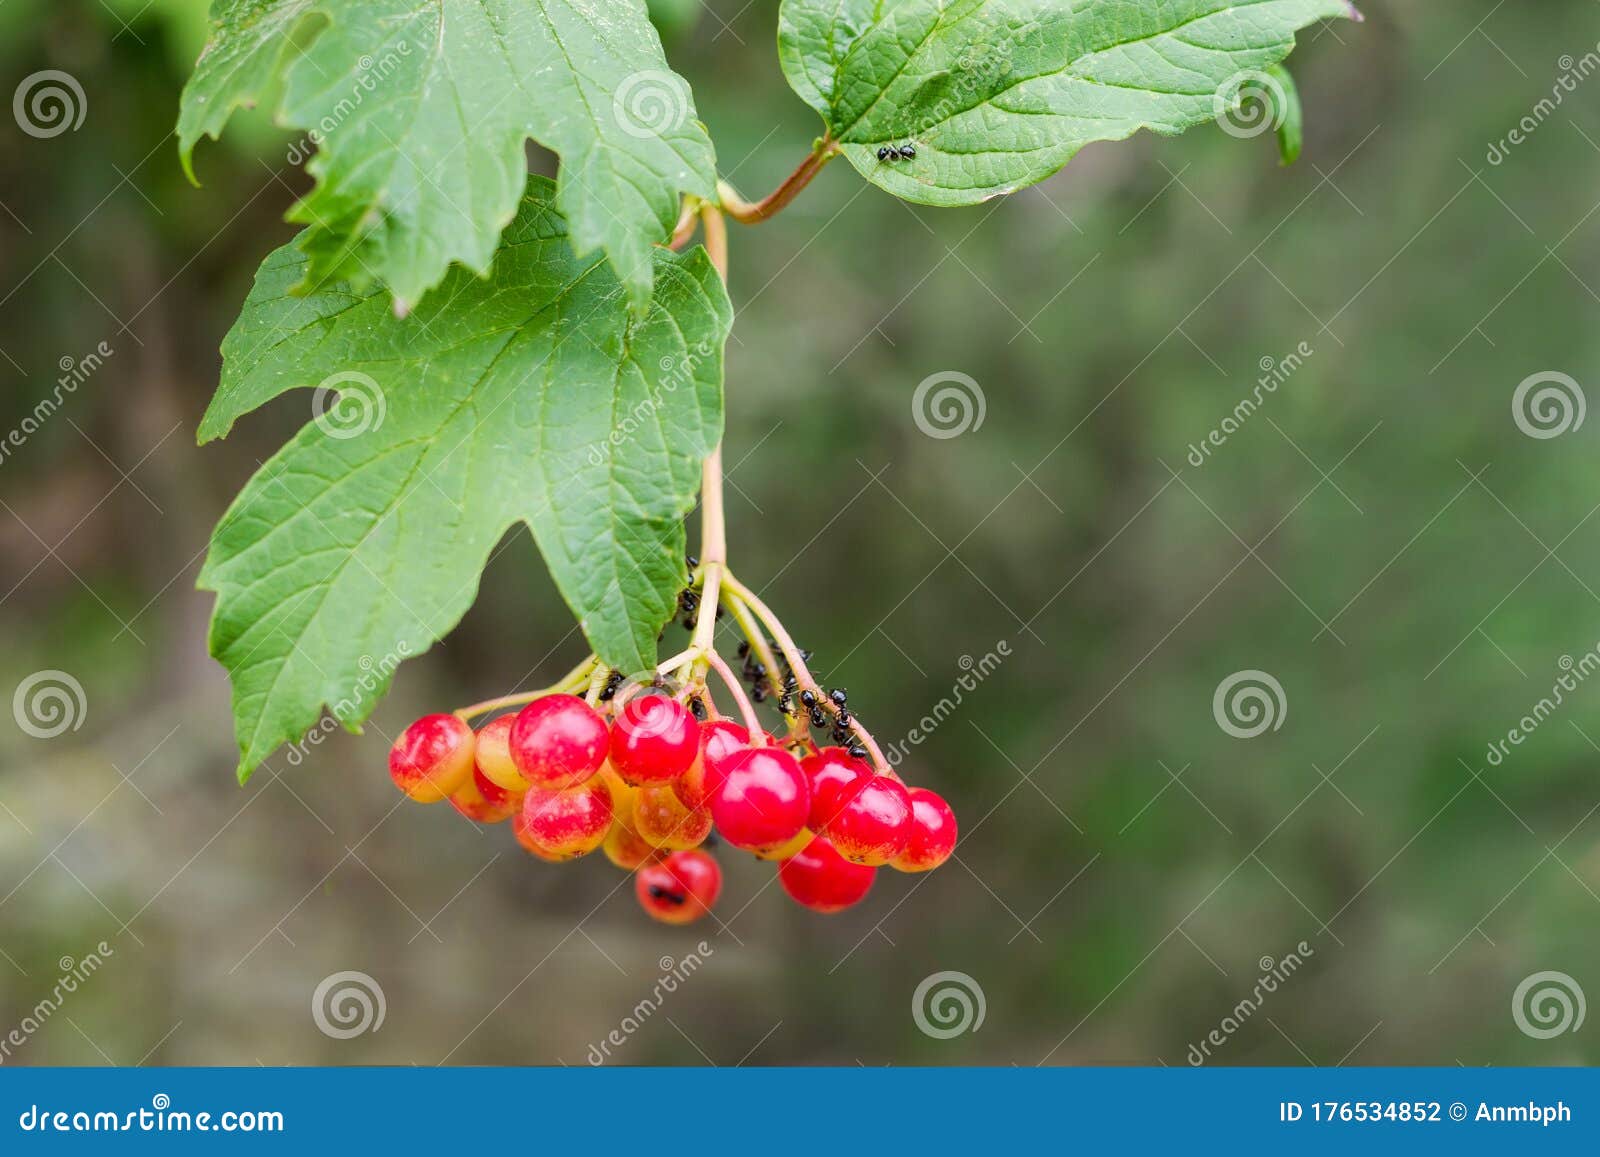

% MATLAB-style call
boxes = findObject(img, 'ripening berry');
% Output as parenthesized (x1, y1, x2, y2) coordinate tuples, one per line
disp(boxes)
(753, 828, 812, 861)
(599, 770, 656, 869)
(389, 714, 476, 802)
(891, 788, 957, 872)
(603, 817, 659, 871)
(514, 778, 613, 860)
(609, 693, 700, 785)
(825, 775, 912, 866)
(709, 745, 810, 854)
(633, 782, 712, 850)
(449, 766, 522, 824)
(802, 746, 872, 831)
(509, 694, 608, 789)
(675, 719, 760, 809)
(512, 818, 565, 862)
(778, 835, 876, 913)
(474, 714, 527, 791)
(635, 849, 722, 925)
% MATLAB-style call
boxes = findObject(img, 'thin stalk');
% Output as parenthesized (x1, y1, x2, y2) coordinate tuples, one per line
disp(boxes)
(718, 138, 838, 225)
(704, 649, 764, 739)
(455, 654, 598, 720)
(722, 571, 891, 773)
(685, 203, 731, 690)
(667, 197, 700, 250)
(722, 586, 808, 743)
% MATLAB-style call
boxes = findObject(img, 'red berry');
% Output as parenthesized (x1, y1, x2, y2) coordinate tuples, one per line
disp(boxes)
(778, 835, 875, 913)
(825, 774, 912, 866)
(389, 714, 475, 802)
(608, 694, 699, 785)
(633, 782, 712, 850)
(474, 714, 526, 791)
(635, 849, 722, 925)
(509, 694, 608, 790)
(449, 766, 521, 824)
(892, 788, 958, 872)
(513, 778, 613, 860)
(802, 746, 872, 831)
(709, 745, 810, 854)
(674, 719, 749, 809)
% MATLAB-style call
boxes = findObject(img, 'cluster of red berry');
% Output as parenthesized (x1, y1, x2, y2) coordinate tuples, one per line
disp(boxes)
(388, 690, 957, 925)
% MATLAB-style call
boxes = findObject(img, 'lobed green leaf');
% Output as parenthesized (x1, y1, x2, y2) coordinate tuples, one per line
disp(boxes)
(198, 178, 730, 780)
(179, 0, 717, 312)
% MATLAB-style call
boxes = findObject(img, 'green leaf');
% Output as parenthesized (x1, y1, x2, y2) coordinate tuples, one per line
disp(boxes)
(178, 0, 717, 312)
(1266, 64, 1304, 166)
(777, 0, 1359, 205)
(198, 178, 730, 780)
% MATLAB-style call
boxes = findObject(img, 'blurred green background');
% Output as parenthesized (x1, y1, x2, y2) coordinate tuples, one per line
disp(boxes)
(2, 0, 1598, 1066)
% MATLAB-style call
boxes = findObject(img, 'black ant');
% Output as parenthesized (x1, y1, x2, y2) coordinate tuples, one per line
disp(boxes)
(876, 142, 917, 162)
